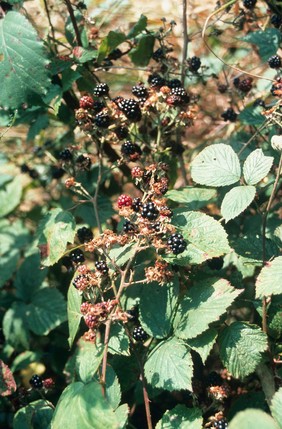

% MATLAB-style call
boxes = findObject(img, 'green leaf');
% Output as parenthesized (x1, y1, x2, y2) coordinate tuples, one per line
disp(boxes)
(256, 257, 282, 298)
(229, 409, 279, 429)
(221, 186, 256, 223)
(219, 322, 268, 379)
(109, 243, 135, 267)
(11, 351, 42, 372)
(26, 288, 67, 335)
(36, 208, 76, 266)
(3, 302, 30, 350)
(0, 359, 16, 396)
(13, 400, 54, 429)
(129, 34, 155, 66)
(114, 404, 129, 429)
(0, 249, 20, 289)
(75, 341, 104, 384)
(139, 279, 179, 339)
(243, 149, 274, 185)
(239, 105, 265, 126)
(174, 278, 241, 339)
(73, 47, 98, 63)
(232, 233, 278, 266)
(186, 328, 217, 363)
(0, 177, 22, 217)
(191, 144, 241, 187)
(108, 324, 130, 356)
(166, 187, 217, 209)
(240, 29, 282, 61)
(144, 337, 193, 392)
(103, 366, 121, 410)
(163, 210, 230, 265)
(97, 31, 126, 64)
(67, 283, 82, 348)
(156, 405, 202, 429)
(0, 12, 50, 108)
(127, 15, 147, 38)
(15, 253, 48, 302)
(51, 381, 119, 429)
(270, 387, 282, 429)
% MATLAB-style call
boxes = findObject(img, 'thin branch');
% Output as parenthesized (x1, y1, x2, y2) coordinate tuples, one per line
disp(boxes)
(64, 0, 82, 46)
(43, 0, 57, 54)
(181, 0, 188, 85)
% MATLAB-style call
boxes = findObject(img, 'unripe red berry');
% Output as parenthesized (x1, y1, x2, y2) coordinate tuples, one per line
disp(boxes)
(117, 194, 132, 209)
(79, 96, 94, 109)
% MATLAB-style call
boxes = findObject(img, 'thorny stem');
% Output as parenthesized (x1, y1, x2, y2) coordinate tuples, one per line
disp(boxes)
(92, 142, 103, 235)
(43, 0, 57, 54)
(181, 0, 188, 85)
(64, 0, 82, 46)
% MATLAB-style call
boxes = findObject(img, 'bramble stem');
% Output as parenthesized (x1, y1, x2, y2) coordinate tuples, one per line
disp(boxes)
(64, 0, 82, 46)
(181, 0, 188, 85)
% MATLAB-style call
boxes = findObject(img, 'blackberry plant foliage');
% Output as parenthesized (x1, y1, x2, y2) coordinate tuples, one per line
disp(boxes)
(0, 2, 282, 429)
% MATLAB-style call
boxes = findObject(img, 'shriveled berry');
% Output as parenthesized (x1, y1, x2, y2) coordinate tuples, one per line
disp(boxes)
(221, 107, 237, 122)
(95, 261, 109, 275)
(243, 0, 256, 9)
(238, 77, 253, 93)
(59, 149, 73, 161)
(121, 141, 142, 158)
(70, 248, 85, 264)
(118, 194, 132, 209)
(77, 226, 93, 243)
(141, 201, 159, 221)
(133, 326, 148, 342)
(268, 55, 282, 69)
(79, 95, 94, 109)
(118, 98, 142, 122)
(93, 83, 109, 97)
(76, 154, 92, 171)
(167, 233, 187, 254)
(217, 83, 228, 93)
(166, 94, 182, 106)
(188, 56, 201, 72)
(29, 375, 43, 389)
(73, 274, 89, 290)
(94, 112, 111, 128)
(148, 73, 166, 88)
(114, 126, 128, 139)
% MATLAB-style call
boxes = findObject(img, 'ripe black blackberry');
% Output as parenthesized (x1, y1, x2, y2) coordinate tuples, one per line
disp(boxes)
(148, 73, 166, 88)
(152, 47, 166, 62)
(93, 83, 109, 97)
(59, 149, 73, 161)
(168, 78, 182, 89)
(77, 226, 93, 243)
(188, 56, 201, 72)
(20, 163, 30, 173)
(70, 248, 85, 264)
(206, 371, 223, 387)
(121, 141, 142, 157)
(150, 222, 161, 232)
(29, 169, 39, 179)
(268, 55, 282, 69)
(167, 233, 187, 254)
(92, 100, 105, 114)
(271, 14, 282, 28)
(243, 0, 256, 9)
(238, 78, 253, 93)
(76, 154, 92, 171)
(123, 219, 135, 233)
(141, 202, 159, 221)
(114, 126, 129, 140)
(61, 256, 74, 271)
(132, 326, 148, 342)
(29, 375, 43, 389)
(118, 98, 142, 122)
(94, 112, 111, 128)
(207, 257, 224, 270)
(214, 418, 228, 429)
(132, 197, 142, 212)
(51, 167, 65, 179)
(95, 261, 109, 275)
(132, 84, 148, 99)
(171, 86, 190, 103)
(221, 108, 237, 122)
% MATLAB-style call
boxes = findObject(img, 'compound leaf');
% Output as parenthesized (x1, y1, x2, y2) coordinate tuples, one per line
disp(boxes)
(191, 144, 241, 187)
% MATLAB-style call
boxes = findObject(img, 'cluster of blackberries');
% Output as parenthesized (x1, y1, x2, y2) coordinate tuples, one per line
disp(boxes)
(132, 83, 148, 100)
(221, 108, 237, 122)
(95, 261, 109, 275)
(69, 249, 85, 264)
(132, 197, 142, 212)
(188, 56, 201, 72)
(123, 219, 136, 233)
(29, 375, 43, 389)
(77, 227, 93, 243)
(268, 55, 282, 69)
(148, 73, 166, 88)
(132, 326, 148, 342)
(167, 233, 187, 254)
(59, 149, 73, 162)
(118, 98, 142, 122)
(121, 141, 142, 158)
